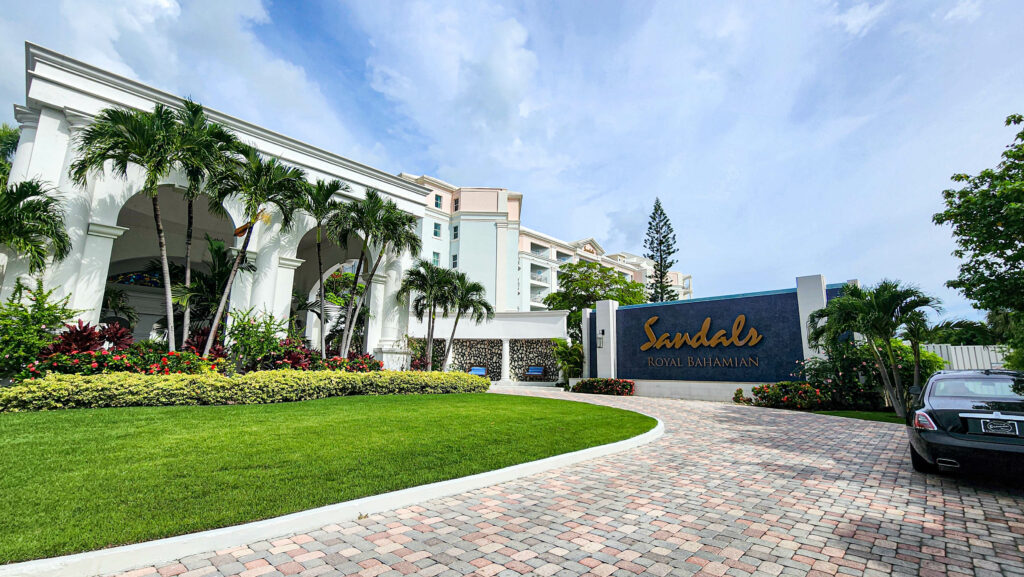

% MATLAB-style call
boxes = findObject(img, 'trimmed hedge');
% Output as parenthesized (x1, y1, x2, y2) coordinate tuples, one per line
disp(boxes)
(733, 381, 829, 410)
(0, 370, 490, 412)
(570, 378, 635, 396)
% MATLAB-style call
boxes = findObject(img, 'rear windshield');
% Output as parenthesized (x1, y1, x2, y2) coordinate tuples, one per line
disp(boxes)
(930, 377, 1024, 399)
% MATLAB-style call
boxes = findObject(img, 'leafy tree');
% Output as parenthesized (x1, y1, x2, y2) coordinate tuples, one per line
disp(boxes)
(807, 281, 941, 418)
(170, 234, 255, 334)
(297, 179, 350, 357)
(0, 179, 71, 272)
(173, 99, 239, 348)
(0, 279, 79, 377)
(397, 260, 453, 372)
(331, 189, 421, 356)
(543, 260, 646, 342)
(203, 146, 306, 357)
(440, 271, 494, 372)
(0, 122, 19, 188)
(70, 104, 182, 350)
(552, 338, 584, 384)
(934, 114, 1024, 312)
(643, 197, 677, 302)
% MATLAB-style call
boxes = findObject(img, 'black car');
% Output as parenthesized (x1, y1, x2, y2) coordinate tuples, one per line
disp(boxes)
(907, 369, 1024, 473)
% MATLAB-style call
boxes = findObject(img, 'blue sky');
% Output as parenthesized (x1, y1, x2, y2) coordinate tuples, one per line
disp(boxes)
(1, 0, 1022, 320)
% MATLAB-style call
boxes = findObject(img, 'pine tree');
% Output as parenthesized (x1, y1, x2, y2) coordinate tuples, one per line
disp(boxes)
(643, 197, 678, 302)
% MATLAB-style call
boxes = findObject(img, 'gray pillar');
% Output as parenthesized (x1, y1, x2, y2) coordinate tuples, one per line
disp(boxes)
(595, 299, 619, 378)
(796, 275, 828, 359)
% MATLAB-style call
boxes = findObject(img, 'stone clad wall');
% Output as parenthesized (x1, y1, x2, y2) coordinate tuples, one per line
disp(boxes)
(450, 339, 502, 381)
(510, 339, 559, 381)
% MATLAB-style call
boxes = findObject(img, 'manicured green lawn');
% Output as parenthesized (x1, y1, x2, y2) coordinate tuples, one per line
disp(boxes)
(0, 393, 655, 564)
(813, 410, 904, 424)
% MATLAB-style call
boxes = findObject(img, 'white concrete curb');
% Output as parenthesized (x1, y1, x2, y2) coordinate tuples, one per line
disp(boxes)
(1, 406, 664, 577)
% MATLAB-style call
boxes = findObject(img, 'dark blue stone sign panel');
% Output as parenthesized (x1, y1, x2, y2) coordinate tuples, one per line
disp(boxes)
(615, 291, 804, 382)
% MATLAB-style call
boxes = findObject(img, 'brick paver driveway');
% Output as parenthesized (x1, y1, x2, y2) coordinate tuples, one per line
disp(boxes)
(115, 389, 1024, 577)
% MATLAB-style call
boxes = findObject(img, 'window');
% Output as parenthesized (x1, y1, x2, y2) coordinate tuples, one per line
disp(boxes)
(453, 225, 459, 240)
(453, 197, 460, 212)
(433, 222, 442, 238)
(432, 252, 440, 266)
(434, 194, 442, 209)
(452, 254, 458, 268)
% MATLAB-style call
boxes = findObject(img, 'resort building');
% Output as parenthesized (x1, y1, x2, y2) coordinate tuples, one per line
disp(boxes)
(401, 174, 693, 312)
(0, 43, 691, 371)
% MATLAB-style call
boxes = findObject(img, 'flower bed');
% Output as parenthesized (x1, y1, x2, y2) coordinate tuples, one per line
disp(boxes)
(0, 370, 490, 412)
(570, 378, 635, 396)
(733, 381, 830, 410)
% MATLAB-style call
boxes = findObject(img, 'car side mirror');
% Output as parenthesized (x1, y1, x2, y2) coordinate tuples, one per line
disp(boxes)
(909, 386, 922, 396)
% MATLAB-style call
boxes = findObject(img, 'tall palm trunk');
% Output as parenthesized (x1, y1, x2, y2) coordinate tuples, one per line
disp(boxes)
(339, 253, 365, 356)
(866, 339, 904, 418)
(883, 340, 906, 415)
(341, 251, 386, 356)
(315, 226, 326, 359)
(152, 194, 176, 352)
(203, 224, 253, 357)
(442, 312, 462, 372)
(911, 342, 922, 394)
(425, 305, 436, 372)
(181, 198, 194, 348)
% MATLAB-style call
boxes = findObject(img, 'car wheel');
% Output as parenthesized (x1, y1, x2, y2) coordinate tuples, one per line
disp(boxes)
(910, 444, 936, 473)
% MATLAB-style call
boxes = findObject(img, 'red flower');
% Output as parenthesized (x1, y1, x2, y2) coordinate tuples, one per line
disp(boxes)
(90, 362, 98, 368)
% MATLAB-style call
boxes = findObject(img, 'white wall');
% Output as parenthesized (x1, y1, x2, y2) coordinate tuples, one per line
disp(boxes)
(921, 344, 1007, 370)
(407, 311, 568, 340)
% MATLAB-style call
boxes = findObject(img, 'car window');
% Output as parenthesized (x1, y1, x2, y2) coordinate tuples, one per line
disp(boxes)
(930, 377, 1024, 399)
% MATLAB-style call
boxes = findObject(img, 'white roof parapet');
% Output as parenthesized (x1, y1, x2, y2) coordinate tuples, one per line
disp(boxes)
(23, 42, 431, 205)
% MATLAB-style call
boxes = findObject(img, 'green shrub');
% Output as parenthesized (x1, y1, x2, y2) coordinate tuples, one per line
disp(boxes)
(0, 370, 490, 412)
(552, 338, 583, 382)
(742, 381, 830, 411)
(225, 309, 287, 371)
(571, 378, 634, 396)
(0, 280, 78, 378)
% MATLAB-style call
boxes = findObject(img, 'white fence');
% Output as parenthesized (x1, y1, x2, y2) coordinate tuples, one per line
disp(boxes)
(921, 344, 1007, 370)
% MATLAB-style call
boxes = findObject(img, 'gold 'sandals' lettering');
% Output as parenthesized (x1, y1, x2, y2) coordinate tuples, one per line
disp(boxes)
(640, 315, 764, 351)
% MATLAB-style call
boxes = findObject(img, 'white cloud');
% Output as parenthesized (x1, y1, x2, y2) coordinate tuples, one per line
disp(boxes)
(0, 0, 388, 167)
(834, 2, 888, 36)
(944, 0, 982, 22)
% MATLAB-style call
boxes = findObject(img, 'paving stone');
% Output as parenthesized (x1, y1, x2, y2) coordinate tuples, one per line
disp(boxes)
(102, 390, 1024, 577)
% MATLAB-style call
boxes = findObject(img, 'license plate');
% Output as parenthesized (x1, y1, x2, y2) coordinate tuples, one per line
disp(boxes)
(981, 419, 1019, 436)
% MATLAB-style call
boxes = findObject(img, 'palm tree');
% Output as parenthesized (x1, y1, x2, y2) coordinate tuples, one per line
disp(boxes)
(901, 311, 932, 395)
(173, 99, 239, 347)
(203, 146, 305, 357)
(331, 188, 421, 356)
(171, 234, 255, 332)
(441, 272, 494, 371)
(297, 178, 350, 357)
(70, 104, 181, 350)
(0, 179, 72, 272)
(397, 260, 454, 371)
(807, 280, 940, 418)
(0, 123, 20, 188)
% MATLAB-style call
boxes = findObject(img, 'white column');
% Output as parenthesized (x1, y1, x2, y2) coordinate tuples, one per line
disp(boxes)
(373, 252, 412, 370)
(501, 338, 511, 382)
(581, 308, 592, 378)
(363, 272, 387, 354)
(495, 221, 507, 311)
(74, 223, 128, 324)
(595, 299, 619, 378)
(47, 111, 95, 305)
(8, 106, 38, 185)
(247, 221, 280, 316)
(273, 256, 304, 323)
(797, 274, 828, 359)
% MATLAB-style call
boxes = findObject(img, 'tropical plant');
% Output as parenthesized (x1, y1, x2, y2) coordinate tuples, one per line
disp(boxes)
(0, 122, 20, 189)
(643, 197, 678, 302)
(331, 188, 421, 356)
(552, 338, 584, 384)
(0, 279, 79, 378)
(397, 260, 454, 372)
(543, 260, 647, 342)
(170, 234, 255, 336)
(70, 104, 182, 350)
(440, 271, 494, 371)
(0, 179, 71, 273)
(297, 178, 351, 358)
(203, 146, 305, 356)
(224, 308, 289, 372)
(807, 280, 941, 418)
(101, 287, 138, 329)
(173, 99, 239, 347)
